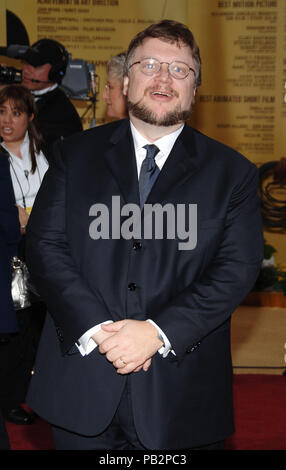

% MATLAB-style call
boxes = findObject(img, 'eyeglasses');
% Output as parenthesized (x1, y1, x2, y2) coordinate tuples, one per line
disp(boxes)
(129, 58, 196, 80)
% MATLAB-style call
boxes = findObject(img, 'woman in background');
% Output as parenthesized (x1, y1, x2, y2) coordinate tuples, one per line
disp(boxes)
(102, 52, 128, 120)
(0, 84, 48, 425)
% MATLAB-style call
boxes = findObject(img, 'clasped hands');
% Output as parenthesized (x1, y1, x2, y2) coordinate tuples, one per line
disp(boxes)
(92, 319, 164, 375)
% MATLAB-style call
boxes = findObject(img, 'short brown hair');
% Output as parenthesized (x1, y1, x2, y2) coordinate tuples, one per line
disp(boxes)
(125, 20, 201, 87)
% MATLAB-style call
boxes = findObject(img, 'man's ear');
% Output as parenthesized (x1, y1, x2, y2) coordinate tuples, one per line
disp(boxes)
(123, 76, 129, 96)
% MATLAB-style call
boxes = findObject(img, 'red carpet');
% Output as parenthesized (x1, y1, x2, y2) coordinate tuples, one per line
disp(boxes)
(225, 374, 286, 450)
(5, 374, 286, 450)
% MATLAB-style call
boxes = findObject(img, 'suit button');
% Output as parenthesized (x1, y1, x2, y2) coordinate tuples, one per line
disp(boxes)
(128, 283, 137, 291)
(187, 341, 201, 353)
(133, 242, 142, 251)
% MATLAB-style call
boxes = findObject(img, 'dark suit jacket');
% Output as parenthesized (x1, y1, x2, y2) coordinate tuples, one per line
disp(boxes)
(26, 119, 263, 449)
(0, 154, 20, 334)
(35, 87, 83, 160)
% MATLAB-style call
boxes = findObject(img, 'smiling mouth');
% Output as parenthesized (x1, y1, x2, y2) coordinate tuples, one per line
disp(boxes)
(151, 91, 173, 97)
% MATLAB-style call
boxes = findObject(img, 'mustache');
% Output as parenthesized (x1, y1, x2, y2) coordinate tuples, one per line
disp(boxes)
(128, 86, 179, 109)
(143, 86, 179, 98)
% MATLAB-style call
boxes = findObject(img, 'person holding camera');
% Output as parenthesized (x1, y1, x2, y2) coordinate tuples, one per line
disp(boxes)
(21, 39, 82, 160)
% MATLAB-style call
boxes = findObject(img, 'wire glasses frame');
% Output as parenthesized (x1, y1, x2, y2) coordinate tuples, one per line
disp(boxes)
(129, 58, 196, 80)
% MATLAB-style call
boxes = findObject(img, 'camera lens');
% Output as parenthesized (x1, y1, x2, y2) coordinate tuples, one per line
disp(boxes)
(0, 65, 22, 84)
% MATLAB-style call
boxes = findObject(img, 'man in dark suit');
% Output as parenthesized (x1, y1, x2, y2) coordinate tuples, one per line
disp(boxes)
(21, 39, 83, 159)
(26, 20, 263, 450)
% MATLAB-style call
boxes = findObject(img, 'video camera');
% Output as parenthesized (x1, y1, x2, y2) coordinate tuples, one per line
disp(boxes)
(0, 65, 22, 84)
(0, 44, 94, 100)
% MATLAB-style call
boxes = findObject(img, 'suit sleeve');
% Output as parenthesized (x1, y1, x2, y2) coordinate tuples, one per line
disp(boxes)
(150, 164, 264, 359)
(26, 140, 111, 354)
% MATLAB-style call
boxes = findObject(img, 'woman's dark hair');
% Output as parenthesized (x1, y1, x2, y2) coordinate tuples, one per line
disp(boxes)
(0, 84, 43, 173)
(125, 20, 202, 87)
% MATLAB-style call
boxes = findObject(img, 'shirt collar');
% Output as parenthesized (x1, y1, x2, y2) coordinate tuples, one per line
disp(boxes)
(32, 83, 58, 97)
(130, 121, 184, 158)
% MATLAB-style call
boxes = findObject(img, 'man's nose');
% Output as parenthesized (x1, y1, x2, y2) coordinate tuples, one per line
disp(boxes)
(156, 63, 172, 81)
(22, 63, 32, 73)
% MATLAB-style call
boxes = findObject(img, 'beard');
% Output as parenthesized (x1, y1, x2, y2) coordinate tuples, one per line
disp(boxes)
(127, 87, 194, 127)
(127, 99, 192, 127)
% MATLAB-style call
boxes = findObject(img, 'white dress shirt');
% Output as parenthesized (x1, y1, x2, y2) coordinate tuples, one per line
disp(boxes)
(77, 121, 184, 357)
(3, 132, 49, 213)
(130, 121, 184, 176)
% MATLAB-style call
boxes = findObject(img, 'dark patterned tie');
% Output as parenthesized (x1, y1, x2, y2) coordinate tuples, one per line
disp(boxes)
(139, 144, 160, 208)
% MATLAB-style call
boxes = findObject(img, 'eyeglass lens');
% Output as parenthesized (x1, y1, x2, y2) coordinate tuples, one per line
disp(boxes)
(139, 58, 193, 79)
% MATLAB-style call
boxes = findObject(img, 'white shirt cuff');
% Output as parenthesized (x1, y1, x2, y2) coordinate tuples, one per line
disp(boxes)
(76, 319, 175, 358)
(76, 321, 113, 356)
(146, 319, 175, 358)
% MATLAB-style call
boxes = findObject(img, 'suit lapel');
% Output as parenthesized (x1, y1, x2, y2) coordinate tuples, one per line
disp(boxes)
(103, 121, 200, 207)
(105, 120, 140, 206)
(147, 124, 200, 205)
